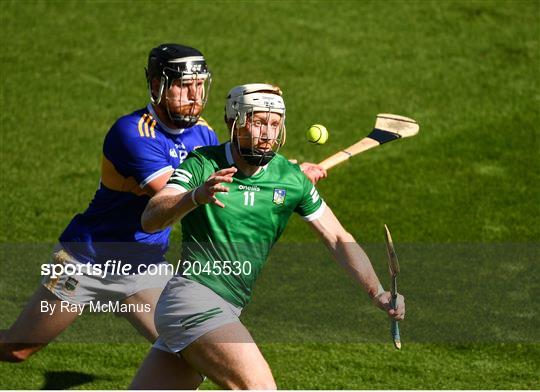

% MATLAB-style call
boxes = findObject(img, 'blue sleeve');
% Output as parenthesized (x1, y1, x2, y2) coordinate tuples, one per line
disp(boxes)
(103, 118, 172, 187)
(209, 129, 219, 145)
(196, 118, 219, 146)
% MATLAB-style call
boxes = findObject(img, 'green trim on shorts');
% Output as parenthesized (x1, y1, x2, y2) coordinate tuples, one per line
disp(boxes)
(181, 307, 224, 329)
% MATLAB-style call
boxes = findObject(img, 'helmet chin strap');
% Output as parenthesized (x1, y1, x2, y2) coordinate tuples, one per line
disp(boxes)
(164, 98, 200, 128)
(166, 109, 198, 128)
(238, 147, 276, 166)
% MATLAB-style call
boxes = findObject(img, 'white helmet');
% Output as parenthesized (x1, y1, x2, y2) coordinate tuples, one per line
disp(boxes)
(225, 84, 286, 166)
(225, 83, 285, 127)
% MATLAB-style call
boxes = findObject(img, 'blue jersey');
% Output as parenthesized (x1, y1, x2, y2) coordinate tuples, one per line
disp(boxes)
(59, 104, 218, 268)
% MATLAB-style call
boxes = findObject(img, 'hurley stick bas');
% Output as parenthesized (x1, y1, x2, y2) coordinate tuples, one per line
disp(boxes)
(318, 114, 419, 170)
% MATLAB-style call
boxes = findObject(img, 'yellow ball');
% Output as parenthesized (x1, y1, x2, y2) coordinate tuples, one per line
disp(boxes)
(306, 124, 328, 145)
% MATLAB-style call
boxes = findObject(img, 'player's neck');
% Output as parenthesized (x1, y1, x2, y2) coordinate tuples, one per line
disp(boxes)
(231, 144, 262, 177)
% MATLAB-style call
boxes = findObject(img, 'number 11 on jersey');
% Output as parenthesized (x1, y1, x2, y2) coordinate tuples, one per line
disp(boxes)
(243, 191, 255, 206)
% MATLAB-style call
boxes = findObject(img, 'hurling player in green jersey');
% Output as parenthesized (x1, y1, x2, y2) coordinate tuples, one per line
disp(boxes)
(130, 84, 406, 389)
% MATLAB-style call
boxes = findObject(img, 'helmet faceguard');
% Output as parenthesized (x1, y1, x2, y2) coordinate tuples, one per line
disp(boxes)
(225, 84, 286, 166)
(146, 44, 212, 128)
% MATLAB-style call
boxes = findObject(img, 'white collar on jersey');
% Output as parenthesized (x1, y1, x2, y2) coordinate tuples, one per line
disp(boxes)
(147, 104, 185, 135)
(225, 142, 269, 173)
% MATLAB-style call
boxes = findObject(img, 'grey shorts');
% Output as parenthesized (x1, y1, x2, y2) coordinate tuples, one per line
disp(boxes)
(41, 246, 173, 305)
(153, 276, 242, 353)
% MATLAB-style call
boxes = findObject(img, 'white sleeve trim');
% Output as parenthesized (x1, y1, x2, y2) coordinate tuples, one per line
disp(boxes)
(139, 166, 174, 188)
(164, 184, 188, 193)
(301, 200, 327, 222)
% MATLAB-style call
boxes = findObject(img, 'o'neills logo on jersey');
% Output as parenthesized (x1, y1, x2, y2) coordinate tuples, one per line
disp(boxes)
(238, 185, 261, 192)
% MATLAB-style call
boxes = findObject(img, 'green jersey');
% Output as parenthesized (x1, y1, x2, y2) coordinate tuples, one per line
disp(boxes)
(167, 142, 325, 307)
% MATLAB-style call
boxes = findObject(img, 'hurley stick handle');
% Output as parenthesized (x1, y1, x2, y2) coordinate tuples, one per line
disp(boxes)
(318, 137, 379, 170)
(390, 295, 401, 350)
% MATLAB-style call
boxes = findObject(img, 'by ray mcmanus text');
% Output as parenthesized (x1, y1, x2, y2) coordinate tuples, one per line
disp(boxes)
(40, 300, 151, 315)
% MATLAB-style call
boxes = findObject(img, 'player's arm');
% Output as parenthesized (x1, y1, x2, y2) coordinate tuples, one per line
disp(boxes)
(141, 170, 174, 196)
(307, 207, 405, 321)
(141, 167, 237, 233)
(104, 118, 177, 197)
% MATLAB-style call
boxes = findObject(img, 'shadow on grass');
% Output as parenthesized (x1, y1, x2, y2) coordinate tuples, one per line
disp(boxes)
(41, 371, 96, 390)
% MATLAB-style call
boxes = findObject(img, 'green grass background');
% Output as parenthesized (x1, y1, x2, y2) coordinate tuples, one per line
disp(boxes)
(1, 0, 539, 389)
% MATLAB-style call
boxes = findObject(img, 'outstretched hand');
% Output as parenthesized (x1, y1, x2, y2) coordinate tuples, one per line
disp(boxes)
(373, 291, 405, 321)
(299, 162, 327, 184)
(194, 167, 237, 208)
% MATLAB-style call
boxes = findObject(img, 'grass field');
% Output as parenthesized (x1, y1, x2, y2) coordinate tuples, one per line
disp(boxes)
(1, 0, 539, 389)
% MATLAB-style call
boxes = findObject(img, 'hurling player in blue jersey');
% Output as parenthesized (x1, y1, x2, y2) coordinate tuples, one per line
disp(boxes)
(0, 44, 219, 362)
(0, 44, 327, 364)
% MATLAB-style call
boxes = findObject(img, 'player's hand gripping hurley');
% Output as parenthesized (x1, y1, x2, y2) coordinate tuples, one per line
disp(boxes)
(384, 224, 402, 350)
(318, 114, 419, 170)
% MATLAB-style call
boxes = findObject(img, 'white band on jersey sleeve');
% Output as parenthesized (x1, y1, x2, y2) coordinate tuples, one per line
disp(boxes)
(140, 166, 174, 188)
(170, 169, 192, 184)
(165, 184, 188, 193)
(301, 201, 327, 222)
